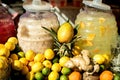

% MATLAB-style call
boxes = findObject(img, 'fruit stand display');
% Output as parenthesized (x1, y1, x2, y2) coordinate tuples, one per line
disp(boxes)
(0, 0, 120, 80)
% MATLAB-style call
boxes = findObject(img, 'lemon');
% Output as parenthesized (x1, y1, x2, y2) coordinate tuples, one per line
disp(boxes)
(5, 42, 15, 51)
(7, 37, 18, 44)
(34, 53, 45, 62)
(51, 63, 61, 72)
(34, 72, 44, 80)
(0, 56, 8, 68)
(12, 60, 23, 71)
(93, 54, 105, 64)
(48, 71, 59, 80)
(21, 65, 29, 75)
(0, 59, 4, 68)
(57, 22, 74, 43)
(26, 71, 34, 80)
(43, 60, 52, 68)
(31, 62, 44, 72)
(25, 50, 36, 61)
(59, 56, 70, 67)
(19, 57, 28, 65)
(0, 47, 10, 57)
(103, 54, 110, 63)
(28, 61, 35, 70)
(0, 44, 5, 48)
(44, 48, 55, 60)
(10, 53, 18, 61)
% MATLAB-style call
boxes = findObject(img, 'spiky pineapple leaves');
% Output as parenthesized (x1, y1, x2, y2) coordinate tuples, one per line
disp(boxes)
(42, 24, 81, 58)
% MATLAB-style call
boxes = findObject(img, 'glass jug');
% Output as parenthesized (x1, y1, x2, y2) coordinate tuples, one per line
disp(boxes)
(0, 3, 16, 44)
(75, 0, 118, 59)
(17, 0, 59, 53)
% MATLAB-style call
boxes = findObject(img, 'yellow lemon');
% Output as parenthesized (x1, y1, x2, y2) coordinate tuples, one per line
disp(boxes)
(28, 61, 35, 70)
(51, 63, 61, 72)
(26, 71, 34, 80)
(7, 37, 18, 44)
(43, 60, 52, 68)
(5, 42, 15, 51)
(0, 56, 8, 68)
(21, 65, 29, 75)
(48, 71, 59, 80)
(31, 62, 44, 72)
(93, 54, 106, 64)
(10, 53, 18, 61)
(34, 53, 45, 62)
(0, 61, 3, 69)
(59, 56, 70, 67)
(25, 50, 36, 61)
(19, 57, 28, 66)
(0, 44, 5, 48)
(57, 22, 74, 43)
(44, 48, 55, 60)
(0, 47, 10, 57)
(12, 60, 23, 71)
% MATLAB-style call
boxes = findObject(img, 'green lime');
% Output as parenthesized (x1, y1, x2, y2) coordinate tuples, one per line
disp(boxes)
(52, 57, 59, 63)
(18, 51, 25, 58)
(61, 67, 71, 75)
(60, 75, 68, 80)
(114, 74, 120, 80)
(42, 67, 50, 76)
(34, 72, 44, 80)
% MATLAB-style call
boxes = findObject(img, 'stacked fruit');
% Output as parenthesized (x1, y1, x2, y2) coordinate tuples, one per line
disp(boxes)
(1, 22, 120, 80)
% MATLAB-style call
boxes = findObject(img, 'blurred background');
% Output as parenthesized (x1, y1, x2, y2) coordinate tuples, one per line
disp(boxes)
(1, 0, 120, 34)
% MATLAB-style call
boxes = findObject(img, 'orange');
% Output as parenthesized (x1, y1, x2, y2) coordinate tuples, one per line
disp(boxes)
(68, 71, 82, 80)
(100, 70, 113, 80)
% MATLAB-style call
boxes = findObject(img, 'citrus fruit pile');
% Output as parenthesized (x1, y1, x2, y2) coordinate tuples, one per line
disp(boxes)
(0, 22, 120, 80)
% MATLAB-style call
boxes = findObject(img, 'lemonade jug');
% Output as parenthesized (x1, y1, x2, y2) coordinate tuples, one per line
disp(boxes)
(75, 0, 118, 59)
(0, 2, 16, 44)
(17, 0, 59, 53)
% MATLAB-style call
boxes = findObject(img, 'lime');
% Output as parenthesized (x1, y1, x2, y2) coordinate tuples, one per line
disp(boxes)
(114, 75, 120, 80)
(42, 67, 50, 76)
(60, 75, 68, 80)
(44, 48, 55, 60)
(61, 67, 71, 75)
(18, 51, 25, 58)
(48, 71, 59, 80)
(34, 72, 44, 80)
(51, 63, 61, 72)
(52, 57, 59, 64)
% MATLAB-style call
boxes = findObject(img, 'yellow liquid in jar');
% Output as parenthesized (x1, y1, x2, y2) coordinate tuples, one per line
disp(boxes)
(75, 9, 118, 58)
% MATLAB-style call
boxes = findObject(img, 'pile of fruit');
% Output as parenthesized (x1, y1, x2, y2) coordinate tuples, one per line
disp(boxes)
(0, 22, 120, 80)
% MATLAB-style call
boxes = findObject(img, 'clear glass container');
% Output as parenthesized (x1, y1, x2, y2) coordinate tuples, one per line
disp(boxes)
(0, 4, 16, 44)
(75, 0, 118, 58)
(17, 0, 59, 53)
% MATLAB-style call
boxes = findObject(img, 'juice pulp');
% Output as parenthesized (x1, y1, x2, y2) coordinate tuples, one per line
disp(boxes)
(75, 9, 118, 58)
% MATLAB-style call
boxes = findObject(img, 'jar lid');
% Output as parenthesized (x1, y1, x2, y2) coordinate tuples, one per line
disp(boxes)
(23, 0, 52, 12)
(83, 0, 111, 10)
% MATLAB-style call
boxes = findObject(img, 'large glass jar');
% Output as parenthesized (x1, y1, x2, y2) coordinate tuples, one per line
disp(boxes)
(75, 0, 118, 58)
(0, 4, 16, 44)
(17, 0, 59, 53)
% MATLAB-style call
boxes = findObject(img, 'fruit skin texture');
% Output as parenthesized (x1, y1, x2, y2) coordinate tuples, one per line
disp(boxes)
(68, 71, 82, 80)
(100, 70, 114, 80)
(57, 22, 74, 43)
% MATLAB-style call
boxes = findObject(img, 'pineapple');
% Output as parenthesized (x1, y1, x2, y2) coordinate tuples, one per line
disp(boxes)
(42, 24, 81, 57)
(111, 36, 120, 73)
